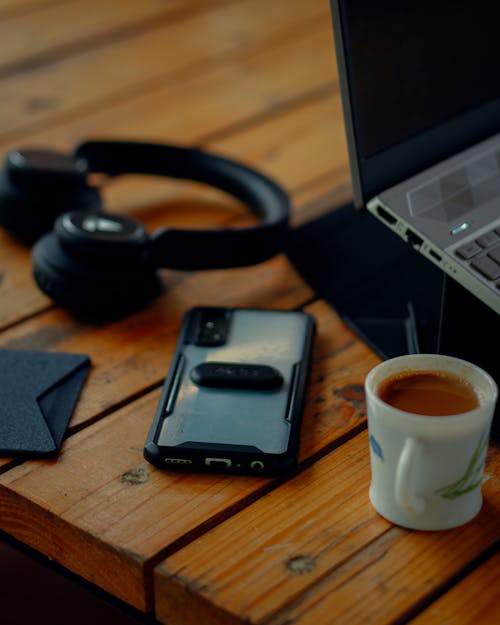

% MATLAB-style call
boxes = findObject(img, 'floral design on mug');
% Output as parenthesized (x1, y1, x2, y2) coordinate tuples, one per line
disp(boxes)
(369, 433, 384, 461)
(435, 431, 488, 500)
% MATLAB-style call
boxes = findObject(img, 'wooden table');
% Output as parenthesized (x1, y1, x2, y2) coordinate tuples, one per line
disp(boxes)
(1, 1, 498, 623)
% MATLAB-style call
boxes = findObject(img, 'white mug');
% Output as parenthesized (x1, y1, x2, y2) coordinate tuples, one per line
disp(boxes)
(365, 354, 497, 530)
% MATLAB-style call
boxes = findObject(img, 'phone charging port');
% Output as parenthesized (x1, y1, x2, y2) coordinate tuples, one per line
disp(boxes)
(205, 458, 232, 468)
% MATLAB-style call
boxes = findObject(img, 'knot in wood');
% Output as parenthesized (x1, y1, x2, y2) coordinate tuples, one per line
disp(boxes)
(286, 554, 316, 575)
(120, 465, 150, 485)
(334, 384, 365, 408)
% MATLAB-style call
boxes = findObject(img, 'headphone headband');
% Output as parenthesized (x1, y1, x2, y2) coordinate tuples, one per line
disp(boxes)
(74, 140, 290, 270)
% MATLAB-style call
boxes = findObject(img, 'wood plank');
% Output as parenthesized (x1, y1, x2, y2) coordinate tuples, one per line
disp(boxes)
(407, 552, 500, 625)
(265, 454, 499, 625)
(0, 231, 50, 328)
(0, 0, 329, 141)
(154, 439, 499, 625)
(155, 431, 388, 625)
(0, 300, 378, 609)
(0, 9, 338, 154)
(0, 0, 227, 74)
(0, 0, 60, 17)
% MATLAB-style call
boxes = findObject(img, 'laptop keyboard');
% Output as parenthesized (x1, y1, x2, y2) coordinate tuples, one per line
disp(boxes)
(455, 225, 500, 287)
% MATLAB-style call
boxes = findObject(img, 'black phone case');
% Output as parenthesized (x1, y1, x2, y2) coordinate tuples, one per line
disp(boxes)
(144, 307, 315, 475)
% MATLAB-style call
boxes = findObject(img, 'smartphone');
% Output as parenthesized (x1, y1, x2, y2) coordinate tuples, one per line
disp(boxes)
(144, 307, 315, 475)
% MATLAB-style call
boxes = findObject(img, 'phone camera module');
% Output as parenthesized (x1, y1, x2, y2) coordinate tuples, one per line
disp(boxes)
(193, 308, 229, 346)
(199, 320, 223, 345)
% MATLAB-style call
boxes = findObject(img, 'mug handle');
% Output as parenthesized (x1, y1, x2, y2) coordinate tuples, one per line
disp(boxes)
(395, 437, 426, 516)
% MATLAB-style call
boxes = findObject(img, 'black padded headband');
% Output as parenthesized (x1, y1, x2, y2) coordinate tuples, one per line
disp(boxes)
(74, 140, 290, 270)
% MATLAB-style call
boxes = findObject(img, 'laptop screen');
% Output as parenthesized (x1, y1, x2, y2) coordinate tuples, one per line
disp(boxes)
(331, 0, 500, 207)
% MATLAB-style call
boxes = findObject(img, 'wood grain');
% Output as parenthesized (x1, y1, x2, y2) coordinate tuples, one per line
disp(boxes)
(266, 455, 499, 625)
(408, 552, 500, 625)
(0, 0, 224, 74)
(0, 3, 337, 150)
(155, 441, 500, 625)
(0, 0, 329, 141)
(0, 0, 63, 17)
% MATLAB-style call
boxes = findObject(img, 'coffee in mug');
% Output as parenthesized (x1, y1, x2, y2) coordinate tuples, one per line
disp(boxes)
(377, 370, 479, 416)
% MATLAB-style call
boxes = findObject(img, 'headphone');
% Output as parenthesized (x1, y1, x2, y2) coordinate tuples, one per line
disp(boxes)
(0, 140, 290, 318)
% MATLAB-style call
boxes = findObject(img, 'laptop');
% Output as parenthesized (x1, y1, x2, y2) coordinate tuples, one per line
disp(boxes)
(322, 0, 499, 438)
(330, 0, 500, 317)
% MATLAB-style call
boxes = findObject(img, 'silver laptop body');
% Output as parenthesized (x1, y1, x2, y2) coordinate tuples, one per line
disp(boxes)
(368, 133, 500, 314)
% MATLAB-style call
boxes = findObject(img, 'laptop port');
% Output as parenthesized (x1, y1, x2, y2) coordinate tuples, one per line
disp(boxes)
(405, 228, 424, 249)
(376, 205, 397, 225)
(429, 249, 442, 262)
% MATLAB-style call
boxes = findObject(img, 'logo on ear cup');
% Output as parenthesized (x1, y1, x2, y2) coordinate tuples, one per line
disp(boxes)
(57, 212, 148, 254)
(80, 216, 125, 233)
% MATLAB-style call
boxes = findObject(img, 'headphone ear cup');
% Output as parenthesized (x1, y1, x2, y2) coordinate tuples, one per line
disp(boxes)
(0, 148, 103, 243)
(32, 231, 163, 319)
(0, 168, 102, 243)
